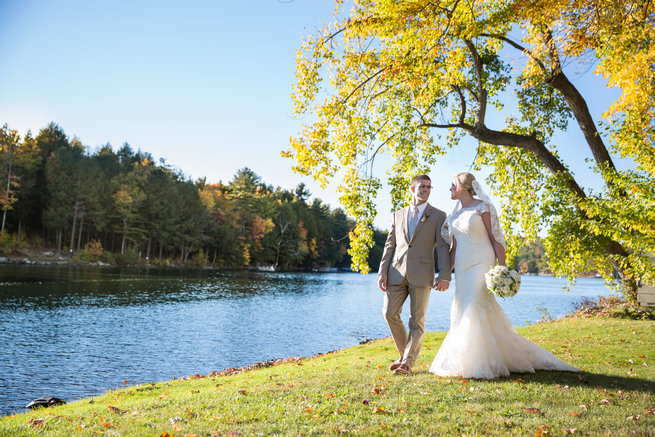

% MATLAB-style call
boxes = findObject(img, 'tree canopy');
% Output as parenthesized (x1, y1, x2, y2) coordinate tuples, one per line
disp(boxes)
(286, 0, 655, 299)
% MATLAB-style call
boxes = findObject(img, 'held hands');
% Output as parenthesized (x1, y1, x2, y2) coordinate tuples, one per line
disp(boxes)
(433, 278, 449, 292)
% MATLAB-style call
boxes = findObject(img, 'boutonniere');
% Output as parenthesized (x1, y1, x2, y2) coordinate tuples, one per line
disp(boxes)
(420, 213, 430, 223)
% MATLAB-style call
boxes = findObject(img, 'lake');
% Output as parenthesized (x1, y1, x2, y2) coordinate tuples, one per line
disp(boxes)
(0, 264, 617, 415)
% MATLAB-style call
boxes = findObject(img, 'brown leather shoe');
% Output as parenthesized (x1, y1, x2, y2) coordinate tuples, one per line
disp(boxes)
(389, 360, 403, 371)
(393, 364, 412, 375)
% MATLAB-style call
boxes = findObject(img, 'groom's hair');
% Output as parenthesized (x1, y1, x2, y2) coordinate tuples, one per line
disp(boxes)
(411, 174, 431, 186)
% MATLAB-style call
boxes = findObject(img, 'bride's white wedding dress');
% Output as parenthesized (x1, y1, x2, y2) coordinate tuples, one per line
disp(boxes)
(429, 202, 579, 379)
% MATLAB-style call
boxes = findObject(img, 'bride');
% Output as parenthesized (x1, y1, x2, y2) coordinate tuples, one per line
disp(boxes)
(429, 172, 579, 379)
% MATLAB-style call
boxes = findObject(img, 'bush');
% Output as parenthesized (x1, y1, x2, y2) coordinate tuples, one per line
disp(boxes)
(150, 257, 172, 267)
(571, 295, 655, 320)
(77, 240, 104, 262)
(0, 230, 24, 253)
(114, 248, 140, 266)
(190, 249, 208, 267)
(100, 251, 115, 264)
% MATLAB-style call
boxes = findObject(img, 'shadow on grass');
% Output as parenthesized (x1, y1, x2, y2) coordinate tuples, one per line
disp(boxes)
(491, 370, 655, 394)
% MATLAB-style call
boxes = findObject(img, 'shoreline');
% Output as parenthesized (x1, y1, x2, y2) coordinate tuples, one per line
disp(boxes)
(2, 317, 653, 436)
(0, 248, 357, 273)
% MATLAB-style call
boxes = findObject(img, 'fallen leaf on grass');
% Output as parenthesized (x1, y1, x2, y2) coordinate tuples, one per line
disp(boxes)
(108, 406, 125, 414)
(563, 428, 577, 434)
(600, 399, 611, 405)
(579, 405, 588, 410)
(374, 407, 388, 414)
(575, 375, 589, 384)
(627, 415, 641, 421)
(173, 424, 183, 432)
(569, 412, 581, 416)
(27, 418, 44, 429)
(535, 425, 551, 436)
(362, 399, 369, 405)
(644, 408, 654, 415)
(524, 407, 541, 414)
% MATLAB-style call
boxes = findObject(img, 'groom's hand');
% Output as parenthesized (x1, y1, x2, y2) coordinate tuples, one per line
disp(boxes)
(434, 279, 449, 291)
(378, 274, 388, 292)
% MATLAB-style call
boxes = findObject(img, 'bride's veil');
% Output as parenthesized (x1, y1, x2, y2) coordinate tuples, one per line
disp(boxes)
(441, 179, 506, 248)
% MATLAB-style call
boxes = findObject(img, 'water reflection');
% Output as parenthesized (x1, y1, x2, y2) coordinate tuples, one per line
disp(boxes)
(1, 267, 339, 310)
(0, 265, 615, 415)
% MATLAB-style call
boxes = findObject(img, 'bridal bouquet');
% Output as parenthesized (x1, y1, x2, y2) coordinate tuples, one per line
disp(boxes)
(485, 265, 521, 298)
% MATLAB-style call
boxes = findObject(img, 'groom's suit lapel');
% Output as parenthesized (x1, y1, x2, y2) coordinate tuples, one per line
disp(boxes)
(409, 203, 433, 243)
(400, 206, 410, 243)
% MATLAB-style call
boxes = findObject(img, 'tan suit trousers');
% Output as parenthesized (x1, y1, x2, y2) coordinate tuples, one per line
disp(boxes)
(382, 276, 431, 368)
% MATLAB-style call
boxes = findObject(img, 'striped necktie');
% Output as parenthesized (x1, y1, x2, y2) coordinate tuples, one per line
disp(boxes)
(409, 207, 419, 238)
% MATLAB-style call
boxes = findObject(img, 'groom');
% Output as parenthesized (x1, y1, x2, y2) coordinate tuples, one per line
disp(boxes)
(377, 174, 451, 375)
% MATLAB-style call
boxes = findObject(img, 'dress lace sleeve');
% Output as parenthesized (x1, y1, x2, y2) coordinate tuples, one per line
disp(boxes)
(441, 216, 452, 246)
(441, 201, 462, 246)
(480, 201, 506, 248)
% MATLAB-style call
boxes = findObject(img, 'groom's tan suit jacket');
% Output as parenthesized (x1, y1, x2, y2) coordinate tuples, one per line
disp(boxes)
(378, 203, 451, 287)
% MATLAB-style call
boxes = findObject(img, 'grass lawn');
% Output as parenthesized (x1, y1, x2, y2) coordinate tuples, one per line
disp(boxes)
(1, 317, 653, 436)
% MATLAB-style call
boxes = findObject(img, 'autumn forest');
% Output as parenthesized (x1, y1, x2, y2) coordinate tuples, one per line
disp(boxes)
(0, 122, 387, 270)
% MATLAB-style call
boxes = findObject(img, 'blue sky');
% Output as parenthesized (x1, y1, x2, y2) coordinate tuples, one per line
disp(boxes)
(0, 0, 623, 229)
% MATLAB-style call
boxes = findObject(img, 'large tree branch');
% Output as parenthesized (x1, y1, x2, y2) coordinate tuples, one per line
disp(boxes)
(464, 39, 486, 126)
(547, 71, 618, 172)
(469, 126, 588, 200)
(480, 32, 619, 176)
(417, 85, 467, 128)
(479, 33, 548, 73)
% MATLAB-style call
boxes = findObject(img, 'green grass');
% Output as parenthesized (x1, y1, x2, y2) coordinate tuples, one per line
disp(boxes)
(1, 317, 653, 436)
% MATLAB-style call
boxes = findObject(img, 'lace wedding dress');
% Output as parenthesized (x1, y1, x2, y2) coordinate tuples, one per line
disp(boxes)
(429, 202, 579, 379)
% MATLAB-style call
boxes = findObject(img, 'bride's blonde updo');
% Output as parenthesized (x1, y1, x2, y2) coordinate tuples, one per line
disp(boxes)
(454, 172, 477, 196)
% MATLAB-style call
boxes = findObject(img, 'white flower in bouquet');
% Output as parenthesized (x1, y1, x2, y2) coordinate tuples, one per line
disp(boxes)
(485, 265, 521, 298)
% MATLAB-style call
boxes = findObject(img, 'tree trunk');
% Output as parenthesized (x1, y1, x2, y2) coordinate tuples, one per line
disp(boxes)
(146, 236, 151, 262)
(77, 214, 84, 251)
(121, 219, 129, 255)
(69, 203, 78, 254)
(1, 159, 11, 233)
